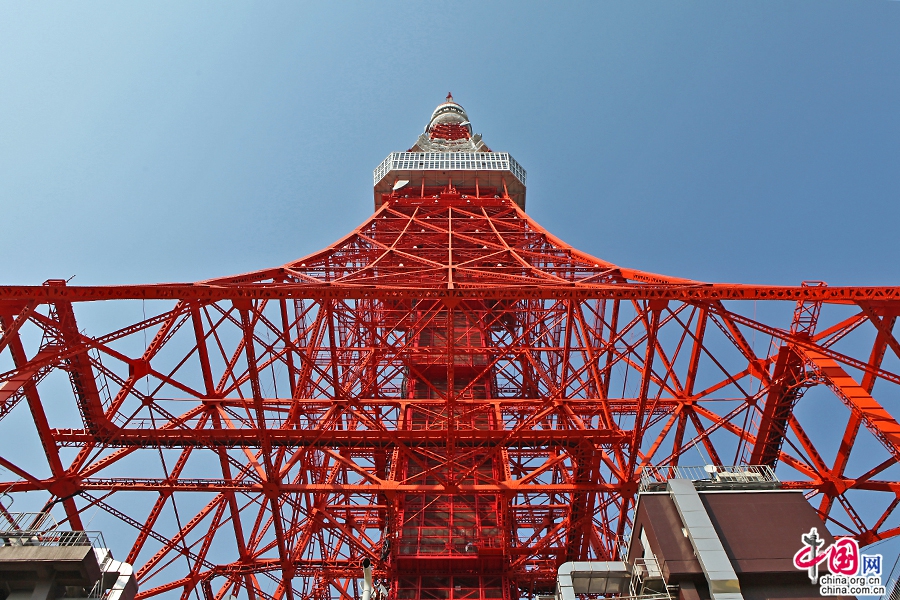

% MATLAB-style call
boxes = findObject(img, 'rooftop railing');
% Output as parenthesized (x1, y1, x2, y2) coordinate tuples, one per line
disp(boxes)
(639, 465, 779, 492)
(0, 511, 106, 549)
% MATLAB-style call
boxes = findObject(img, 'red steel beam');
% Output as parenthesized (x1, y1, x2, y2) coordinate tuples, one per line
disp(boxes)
(2, 283, 900, 303)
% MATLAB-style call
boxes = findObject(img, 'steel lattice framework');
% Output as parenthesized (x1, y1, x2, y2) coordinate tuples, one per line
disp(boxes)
(2, 97, 900, 600)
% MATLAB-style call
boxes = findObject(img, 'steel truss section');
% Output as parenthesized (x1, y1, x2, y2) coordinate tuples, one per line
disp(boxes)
(1, 190, 900, 600)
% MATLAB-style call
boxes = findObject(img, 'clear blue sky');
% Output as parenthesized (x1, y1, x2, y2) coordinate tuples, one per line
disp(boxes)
(1, 2, 898, 287)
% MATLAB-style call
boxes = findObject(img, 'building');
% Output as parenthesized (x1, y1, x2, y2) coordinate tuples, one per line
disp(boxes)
(558, 466, 855, 600)
(0, 511, 135, 600)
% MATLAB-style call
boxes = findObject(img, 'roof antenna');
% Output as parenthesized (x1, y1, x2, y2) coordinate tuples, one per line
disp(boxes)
(695, 441, 711, 466)
(361, 558, 373, 600)
(0, 486, 13, 515)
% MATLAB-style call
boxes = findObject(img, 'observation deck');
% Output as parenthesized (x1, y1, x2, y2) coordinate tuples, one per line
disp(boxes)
(373, 95, 527, 210)
(373, 152, 527, 210)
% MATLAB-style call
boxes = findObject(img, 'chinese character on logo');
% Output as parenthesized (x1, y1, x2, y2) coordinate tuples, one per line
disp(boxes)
(792, 528, 862, 584)
(828, 538, 859, 575)
(861, 554, 883, 577)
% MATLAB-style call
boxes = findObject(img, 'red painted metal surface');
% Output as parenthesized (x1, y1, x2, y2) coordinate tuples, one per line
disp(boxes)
(429, 122, 471, 141)
(2, 120, 900, 600)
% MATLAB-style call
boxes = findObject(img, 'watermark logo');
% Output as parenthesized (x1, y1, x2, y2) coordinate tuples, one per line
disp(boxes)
(792, 527, 885, 596)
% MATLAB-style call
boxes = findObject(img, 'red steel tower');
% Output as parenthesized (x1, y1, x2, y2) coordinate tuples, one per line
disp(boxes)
(2, 94, 900, 600)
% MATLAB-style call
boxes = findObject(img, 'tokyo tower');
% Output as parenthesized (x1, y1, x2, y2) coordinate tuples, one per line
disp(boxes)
(2, 94, 900, 600)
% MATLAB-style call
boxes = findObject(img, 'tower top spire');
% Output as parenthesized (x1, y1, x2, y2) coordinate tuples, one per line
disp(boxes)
(407, 95, 489, 153)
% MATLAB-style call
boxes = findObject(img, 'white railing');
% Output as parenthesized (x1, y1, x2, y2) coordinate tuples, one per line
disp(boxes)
(630, 556, 669, 598)
(0, 511, 106, 549)
(373, 152, 526, 186)
(639, 465, 778, 491)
